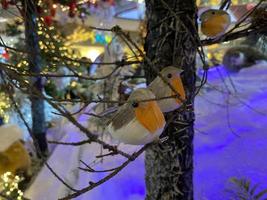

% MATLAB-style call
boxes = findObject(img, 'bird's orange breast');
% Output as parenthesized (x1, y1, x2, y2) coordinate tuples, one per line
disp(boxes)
(135, 101, 165, 134)
(171, 77, 186, 104)
(201, 14, 230, 37)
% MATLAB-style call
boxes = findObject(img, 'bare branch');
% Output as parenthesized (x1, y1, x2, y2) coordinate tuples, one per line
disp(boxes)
(59, 145, 148, 200)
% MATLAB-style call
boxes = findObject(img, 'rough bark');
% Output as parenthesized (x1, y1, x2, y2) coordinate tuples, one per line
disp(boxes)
(24, 0, 47, 155)
(144, 0, 197, 199)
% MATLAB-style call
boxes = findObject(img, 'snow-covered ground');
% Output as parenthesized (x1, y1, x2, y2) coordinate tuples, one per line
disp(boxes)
(25, 62, 267, 200)
(194, 62, 267, 199)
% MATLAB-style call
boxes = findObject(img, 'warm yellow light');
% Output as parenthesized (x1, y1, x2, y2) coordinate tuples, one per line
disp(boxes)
(207, 53, 212, 59)
(86, 48, 103, 61)
(71, 81, 77, 87)
(0, 172, 24, 199)
(72, 46, 104, 62)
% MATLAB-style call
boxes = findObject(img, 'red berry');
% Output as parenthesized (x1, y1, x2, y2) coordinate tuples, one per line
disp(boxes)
(44, 15, 53, 26)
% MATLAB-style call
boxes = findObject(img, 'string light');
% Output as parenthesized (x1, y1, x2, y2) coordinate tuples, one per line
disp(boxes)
(0, 92, 10, 123)
(0, 172, 24, 200)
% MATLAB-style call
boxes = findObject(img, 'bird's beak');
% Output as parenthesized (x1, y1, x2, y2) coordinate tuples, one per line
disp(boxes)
(171, 76, 186, 104)
(179, 70, 184, 76)
(134, 101, 165, 134)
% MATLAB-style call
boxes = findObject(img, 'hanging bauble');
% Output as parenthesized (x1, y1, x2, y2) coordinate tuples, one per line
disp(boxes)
(44, 15, 53, 26)
(1, 0, 9, 9)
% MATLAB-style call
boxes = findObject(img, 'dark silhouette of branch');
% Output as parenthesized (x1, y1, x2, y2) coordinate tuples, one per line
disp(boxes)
(79, 160, 120, 173)
(48, 140, 92, 146)
(201, 26, 266, 46)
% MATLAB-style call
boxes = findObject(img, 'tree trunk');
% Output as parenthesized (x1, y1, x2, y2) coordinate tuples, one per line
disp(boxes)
(24, 0, 47, 155)
(144, 0, 197, 199)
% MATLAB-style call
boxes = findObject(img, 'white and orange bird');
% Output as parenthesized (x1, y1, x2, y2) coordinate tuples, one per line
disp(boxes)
(108, 88, 166, 145)
(200, 9, 231, 38)
(148, 66, 186, 113)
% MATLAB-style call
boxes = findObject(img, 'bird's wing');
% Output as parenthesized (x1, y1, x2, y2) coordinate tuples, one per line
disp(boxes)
(148, 77, 171, 99)
(109, 103, 135, 131)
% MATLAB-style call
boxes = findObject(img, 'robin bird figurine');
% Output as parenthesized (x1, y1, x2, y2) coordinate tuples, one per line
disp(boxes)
(108, 88, 166, 145)
(148, 66, 186, 113)
(200, 9, 231, 38)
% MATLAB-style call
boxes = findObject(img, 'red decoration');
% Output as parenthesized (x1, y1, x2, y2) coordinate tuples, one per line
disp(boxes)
(2, 51, 9, 60)
(68, 0, 77, 18)
(1, 0, 9, 9)
(43, 15, 53, 26)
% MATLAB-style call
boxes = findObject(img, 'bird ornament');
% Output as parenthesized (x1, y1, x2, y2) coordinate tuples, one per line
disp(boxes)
(148, 66, 186, 113)
(200, 8, 231, 38)
(108, 88, 166, 145)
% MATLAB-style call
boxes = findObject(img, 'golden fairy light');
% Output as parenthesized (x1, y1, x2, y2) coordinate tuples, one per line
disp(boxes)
(0, 172, 24, 200)
(0, 92, 10, 123)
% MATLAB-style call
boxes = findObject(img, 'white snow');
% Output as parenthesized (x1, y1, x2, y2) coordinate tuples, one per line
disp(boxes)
(194, 61, 267, 199)
(24, 123, 84, 200)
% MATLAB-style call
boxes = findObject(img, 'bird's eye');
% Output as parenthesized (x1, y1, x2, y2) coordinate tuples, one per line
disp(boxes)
(167, 73, 172, 78)
(211, 11, 215, 15)
(132, 102, 139, 108)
